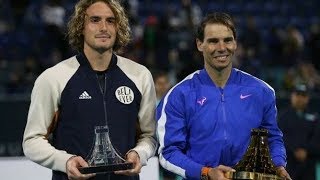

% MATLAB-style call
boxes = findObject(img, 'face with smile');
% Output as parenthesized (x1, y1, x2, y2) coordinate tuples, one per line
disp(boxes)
(197, 23, 237, 72)
(83, 2, 117, 54)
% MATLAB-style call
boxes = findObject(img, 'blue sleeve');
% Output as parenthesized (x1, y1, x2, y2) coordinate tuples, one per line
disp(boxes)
(156, 88, 203, 179)
(261, 87, 287, 167)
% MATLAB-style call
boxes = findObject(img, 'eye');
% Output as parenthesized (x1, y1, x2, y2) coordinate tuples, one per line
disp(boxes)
(224, 37, 234, 43)
(208, 38, 219, 44)
(106, 18, 116, 25)
(90, 16, 101, 23)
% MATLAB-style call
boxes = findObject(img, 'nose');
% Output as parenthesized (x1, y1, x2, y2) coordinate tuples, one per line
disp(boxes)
(217, 41, 226, 51)
(100, 21, 108, 31)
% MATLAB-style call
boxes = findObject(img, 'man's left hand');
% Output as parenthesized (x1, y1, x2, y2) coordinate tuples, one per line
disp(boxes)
(114, 151, 142, 176)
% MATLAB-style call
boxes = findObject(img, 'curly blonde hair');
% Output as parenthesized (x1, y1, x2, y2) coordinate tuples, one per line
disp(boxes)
(67, 0, 131, 52)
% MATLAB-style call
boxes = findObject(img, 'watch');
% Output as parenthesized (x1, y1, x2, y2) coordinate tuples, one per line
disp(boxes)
(200, 167, 210, 180)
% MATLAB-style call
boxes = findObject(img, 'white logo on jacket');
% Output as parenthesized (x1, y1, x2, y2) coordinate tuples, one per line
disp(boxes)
(115, 86, 134, 104)
(79, 91, 92, 99)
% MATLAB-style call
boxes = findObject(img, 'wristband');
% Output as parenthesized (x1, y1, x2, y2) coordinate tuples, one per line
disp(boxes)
(201, 166, 210, 180)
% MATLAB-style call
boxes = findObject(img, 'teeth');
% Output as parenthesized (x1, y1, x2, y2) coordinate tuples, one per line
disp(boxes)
(216, 56, 227, 60)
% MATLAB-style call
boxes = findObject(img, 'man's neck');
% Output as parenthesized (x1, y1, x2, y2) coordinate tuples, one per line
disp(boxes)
(205, 65, 232, 88)
(84, 48, 113, 71)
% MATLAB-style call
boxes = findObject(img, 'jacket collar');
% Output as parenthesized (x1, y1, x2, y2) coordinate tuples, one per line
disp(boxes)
(76, 52, 118, 71)
(201, 68, 237, 88)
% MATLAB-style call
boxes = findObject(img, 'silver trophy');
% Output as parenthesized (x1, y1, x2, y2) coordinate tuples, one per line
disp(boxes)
(79, 126, 133, 174)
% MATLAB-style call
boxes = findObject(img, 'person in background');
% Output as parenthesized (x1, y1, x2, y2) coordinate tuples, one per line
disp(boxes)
(153, 71, 178, 180)
(279, 83, 320, 180)
(154, 71, 172, 106)
(156, 12, 291, 180)
(22, 0, 157, 180)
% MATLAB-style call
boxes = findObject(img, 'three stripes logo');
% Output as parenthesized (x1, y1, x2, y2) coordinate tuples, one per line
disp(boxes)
(79, 91, 92, 99)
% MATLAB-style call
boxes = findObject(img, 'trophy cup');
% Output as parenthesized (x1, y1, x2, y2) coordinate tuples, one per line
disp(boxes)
(79, 126, 133, 174)
(225, 128, 284, 180)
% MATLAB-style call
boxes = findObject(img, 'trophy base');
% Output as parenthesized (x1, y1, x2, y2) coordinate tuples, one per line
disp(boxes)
(225, 171, 284, 180)
(79, 162, 134, 174)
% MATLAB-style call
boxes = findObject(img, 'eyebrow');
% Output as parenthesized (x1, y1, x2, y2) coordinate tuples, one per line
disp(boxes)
(224, 37, 234, 41)
(90, 15, 115, 18)
(85, 13, 116, 19)
(207, 36, 234, 41)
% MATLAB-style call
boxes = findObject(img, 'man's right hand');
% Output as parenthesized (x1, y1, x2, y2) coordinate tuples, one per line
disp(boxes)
(208, 165, 235, 180)
(66, 156, 95, 180)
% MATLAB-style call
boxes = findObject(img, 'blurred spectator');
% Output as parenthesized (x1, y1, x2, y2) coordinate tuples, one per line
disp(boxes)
(177, 0, 202, 49)
(122, 0, 139, 20)
(141, 13, 171, 71)
(155, 16, 171, 71)
(238, 45, 262, 78)
(41, 0, 65, 29)
(153, 70, 177, 180)
(265, 27, 285, 66)
(0, 0, 320, 101)
(179, 0, 202, 29)
(282, 26, 305, 66)
(153, 71, 171, 105)
(122, 0, 141, 44)
(170, 0, 202, 81)
(283, 62, 320, 94)
(278, 83, 320, 180)
(307, 23, 320, 71)
(40, 0, 68, 58)
(143, 15, 159, 68)
(240, 16, 262, 58)
(176, 47, 203, 82)
(22, 1, 45, 28)
(241, 26, 263, 77)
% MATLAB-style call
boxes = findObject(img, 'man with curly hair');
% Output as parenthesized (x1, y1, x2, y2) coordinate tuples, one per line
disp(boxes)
(22, 0, 157, 179)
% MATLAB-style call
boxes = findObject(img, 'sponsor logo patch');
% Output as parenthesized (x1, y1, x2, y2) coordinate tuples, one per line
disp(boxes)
(115, 86, 134, 104)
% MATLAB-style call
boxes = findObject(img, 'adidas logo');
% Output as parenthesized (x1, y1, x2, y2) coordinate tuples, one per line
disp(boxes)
(79, 91, 92, 99)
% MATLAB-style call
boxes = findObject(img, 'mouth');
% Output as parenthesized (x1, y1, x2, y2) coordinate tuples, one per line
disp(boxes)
(95, 36, 111, 43)
(214, 55, 229, 61)
(96, 34, 111, 39)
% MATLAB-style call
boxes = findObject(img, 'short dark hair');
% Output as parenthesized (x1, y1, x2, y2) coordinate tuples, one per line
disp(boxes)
(196, 12, 237, 41)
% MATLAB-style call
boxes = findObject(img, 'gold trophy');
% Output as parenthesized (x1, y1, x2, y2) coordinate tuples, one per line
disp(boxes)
(225, 128, 284, 180)
(78, 126, 133, 174)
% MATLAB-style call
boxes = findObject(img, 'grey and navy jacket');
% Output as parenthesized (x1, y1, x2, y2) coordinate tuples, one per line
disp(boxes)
(156, 68, 287, 179)
(23, 53, 157, 180)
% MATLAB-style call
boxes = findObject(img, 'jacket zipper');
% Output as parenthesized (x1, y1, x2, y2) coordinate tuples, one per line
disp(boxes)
(97, 74, 108, 126)
(220, 88, 227, 140)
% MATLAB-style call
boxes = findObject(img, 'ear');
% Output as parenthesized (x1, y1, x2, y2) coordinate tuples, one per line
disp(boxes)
(196, 38, 203, 52)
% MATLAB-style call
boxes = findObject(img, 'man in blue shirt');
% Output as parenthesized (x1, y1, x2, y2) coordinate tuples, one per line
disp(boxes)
(156, 12, 291, 180)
